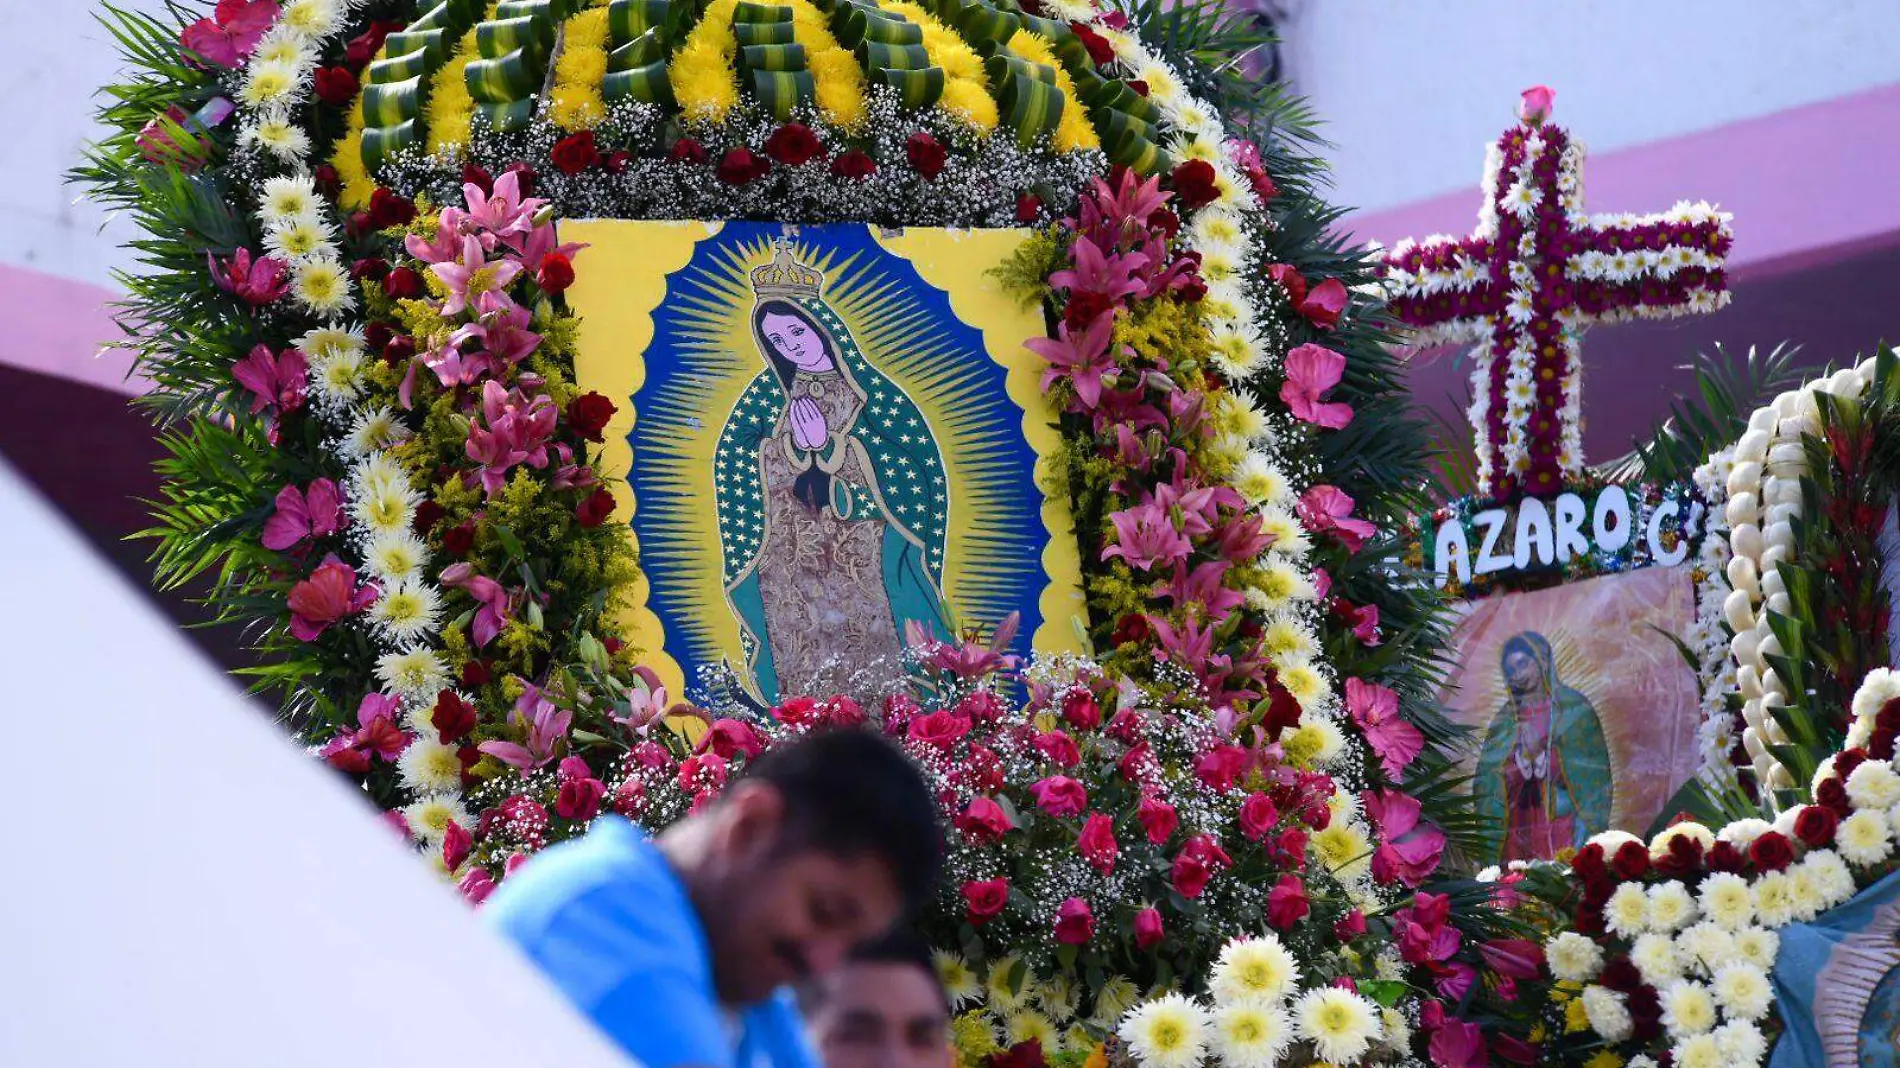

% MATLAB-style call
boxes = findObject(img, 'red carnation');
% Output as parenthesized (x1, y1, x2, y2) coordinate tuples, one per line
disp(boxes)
(906, 131, 947, 179)
(1133, 906, 1164, 949)
(382, 335, 416, 368)
(962, 878, 1009, 924)
(954, 796, 1014, 844)
(1609, 839, 1651, 880)
(764, 123, 823, 166)
(551, 131, 600, 175)
(350, 256, 390, 282)
(1033, 729, 1081, 767)
(1169, 834, 1230, 899)
(1014, 193, 1042, 224)
(537, 251, 576, 295)
(604, 149, 632, 174)
(568, 391, 617, 443)
(461, 658, 492, 688)
(383, 266, 424, 300)
(313, 65, 360, 107)
(1029, 774, 1088, 818)
(830, 148, 877, 179)
(717, 146, 769, 185)
(411, 497, 444, 534)
(1059, 688, 1099, 730)
(669, 137, 709, 164)
(1170, 159, 1220, 211)
(1794, 804, 1839, 848)
(1053, 897, 1095, 945)
(575, 486, 616, 527)
(1749, 830, 1795, 872)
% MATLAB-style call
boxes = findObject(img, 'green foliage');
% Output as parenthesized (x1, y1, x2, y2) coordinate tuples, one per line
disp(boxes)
(1600, 341, 1808, 486)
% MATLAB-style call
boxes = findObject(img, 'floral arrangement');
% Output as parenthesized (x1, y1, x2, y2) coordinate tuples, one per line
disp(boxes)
(1378, 87, 1732, 500)
(83, 0, 1511, 1066)
(1681, 448, 1745, 796)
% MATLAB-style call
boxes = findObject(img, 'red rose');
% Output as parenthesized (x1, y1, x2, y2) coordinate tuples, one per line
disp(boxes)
(954, 796, 1014, 844)
(906, 131, 947, 179)
(604, 149, 632, 174)
(1610, 840, 1651, 880)
(1652, 833, 1705, 880)
(431, 690, 478, 743)
(962, 877, 1009, 924)
(966, 745, 1006, 792)
(1170, 159, 1220, 211)
(1030, 775, 1088, 818)
(568, 391, 617, 442)
(1147, 207, 1180, 237)
(1238, 792, 1279, 841)
(1133, 906, 1165, 950)
(442, 519, 476, 558)
(1570, 842, 1607, 882)
(1194, 744, 1249, 793)
(1170, 834, 1230, 899)
(1126, 79, 1148, 96)
(830, 148, 877, 179)
(1105, 707, 1144, 744)
(1815, 775, 1852, 816)
(1077, 812, 1118, 874)
(411, 498, 444, 535)
(1060, 689, 1099, 730)
(669, 137, 709, 164)
(313, 65, 359, 107)
(1070, 22, 1113, 65)
(678, 752, 729, 792)
(441, 819, 472, 872)
(1264, 873, 1309, 929)
(383, 266, 423, 300)
(1015, 193, 1042, 224)
(1794, 804, 1839, 848)
(351, 256, 390, 282)
(345, 20, 402, 69)
(1118, 740, 1156, 787)
(1749, 830, 1795, 872)
(551, 131, 600, 175)
(1274, 827, 1308, 864)
(717, 146, 769, 185)
(907, 709, 972, 750)
(1053, 897, 1095, 945)
(368, 187, 416, 229)
(537, 251, 576, 295)
(461, 162, 495, 195)
(612, 778, 647, 819)
(1334, 908, 1367, 940)
(1033, 729, 1081, 767)
(575, 486, 616, 527)
(1705, 839, 1746, 873)
(556, 771, 606, 822)
(460, 658, 492, 688)
(1137, 794, 1177, 845)
(503, 162, 539, 197)
(312, 164, 341, 198)
(701, 719, 765, 759)
(764, 123, 823, 166)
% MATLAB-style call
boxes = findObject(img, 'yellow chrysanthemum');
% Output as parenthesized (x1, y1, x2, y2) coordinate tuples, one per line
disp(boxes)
(425, 19, 486, 156)
(1008, 31, 1099, 151)
(550, 10, 611, 130)
(669, 38, 740, 122)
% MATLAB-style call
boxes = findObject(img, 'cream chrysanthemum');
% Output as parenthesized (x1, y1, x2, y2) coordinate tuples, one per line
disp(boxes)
(1004, 1011, 1058, 1053)
(1730, 927, 1779, 971)
(1847, 761, 1900, 809)
(1630, 933, 1683, 987)
(1256, 507, 1312, 559)
(1212, 1001, 1291, 1068)
(1674, 922, 1735, 976)
(1546, 931, 1604, 982)
(1310, 818, 1371, 882)
(1648, 881, 1698, 932)
(1697, 872, 1755, 930)
(1090, 976, 1141, 1030)
(1712, 962, 1771, 1021)
(299, 324, 366, 361)
(240, 61, 299, 107)
(1837, 808, 1894, 866)
(934, 951, 979, 1008)
(242, 109, 311, 161)
(292, 255, 355, 318)
(1232, 452, 1289, 507)
(1660, 980, 1717, 1038)
(1210, 936, 1300, 1004)
(1605, 882, 1652, 938)
(376, 647, 450, 698)
(402, 792, 473, 844)
(397, 736, 466, 794)
(1671, 1033, 1722, 1068)
(985, 957, 1031, 1012)
(1713, 1019, 1766, 1064)
(310, 349, 365, 404)
(364, 533, 429, 582)
(1580, 985, 1632, 1042)
(258, 175, 320, 227)
(369, 580, 443, 644)
(1292, 987, 1380, 1065)
(344, 406, 413, 461)
(1117, 994, 1209, 1068)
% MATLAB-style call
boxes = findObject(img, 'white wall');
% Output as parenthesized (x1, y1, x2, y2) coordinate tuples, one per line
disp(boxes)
(1280, 0, 1900, 213)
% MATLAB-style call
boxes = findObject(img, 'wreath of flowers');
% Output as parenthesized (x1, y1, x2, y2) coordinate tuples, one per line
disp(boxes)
(88, 1, 1525, 1066)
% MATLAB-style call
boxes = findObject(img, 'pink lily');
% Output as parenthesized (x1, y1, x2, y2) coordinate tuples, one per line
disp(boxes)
(463, 169, 541, 244)
(513, 221, 588, 270)
(439, 562, 515, 648)
(1213, 510, 1276, 562)
(1076, 169, 1171, 252)
(612, 680, 672, 736)
(1049, 234, 1149, 304)
(465, 380, 559, 495)
(905, 612, 1020, 679)
(179, 0, 278, 69)
(262, 478, 343, 551)
(1297, 484, 1379, 552)
(430, 235, 523, 318)
(1163, 560, 1245, 621)
(208, 248, 289, 306)
(478, 686, 572, 770)
(1089, 387, 1169, 438)
(1101, 499, 1191, 572)
(404, 217, 465, 266)
(1280, 343, 1354, 429)
(1149, 615, 1216, 668)
(1027, 313, 1118, 410)
(1345, 677, 1424, 778)
(1363, 789, 1446, 888)
(232, 343, 307, 420)
(287, 555, 378, 641)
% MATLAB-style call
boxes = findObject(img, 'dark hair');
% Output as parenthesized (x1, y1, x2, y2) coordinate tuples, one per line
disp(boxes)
(740, 726, 944, 913)
(799, 927, 946, 1015)
(753, 299, 836, 512)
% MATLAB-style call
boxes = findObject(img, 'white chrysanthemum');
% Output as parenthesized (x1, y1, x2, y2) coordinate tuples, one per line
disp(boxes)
(299, 324, 367, 362)
(292, 255, 355, 318)
(1837, 808, 1894, 866)
(403, 792, 472, 844)
(1277, 657, 1330, 709)
(1090, 976, 1141, 1030)
(1851, 667, 1900, 719)
(1751, 871, 1796, 927)
(1117, 994, 1209, 1068)
(1378, 1006, 1411, 1053)
(239, 60, 299, 107)
(933, 950, 979, 1008)
(1289, 716, 1346, 766)
(376, 647, 450, 699)
(1716, 817, 1773, 847)
(1785, 865, 1826, 923)
(1190, 207, 1245, 250)
(1711, 962, 1771, 1020)
(1208, 319, 1270, 378)
(258, 175, 320, 228)
(985, 957, 1031, 1012)
(364, 533, 429, 582)
(397, 736, 466, 794)
(343, 405, 412, 460)
(1731, 926, 1779, 971)
(1292, 988, 1380, 1065)
(1631, 933, 1684, 987)
(1246, 560, 1316, 610)
(1698, 872, 1755, 929)
(1588, 828, 1643, 852)
(1260, 613, 1318, 662)
(241, 109, 311, 161)
(1213, 1001, 1291, 1068)
(1802, 849, 1856, 909)
(251, 28, 314, 70)
(1713, 1019, 1766, 1064)
(1847, 760, 1900, 810)
(1672, 1033, 1722, 1068)
(1647, 881, 1698, 932)
(1546, 931, 1604, 982)
(1674, 922, 1736, 976)
(1310, 819, 1371, 883)
(1580, 985, 1633, 1042)
(1231, 452, 1289, 507)
(1605, 882, 1651, 938)
(279, 0, 343, 37)
(1220, 388, 1273, 444)
(1661, 980, 1718, 1038)
(1004, 1011, 1058, 1053)
(1212, 936, 1300, 1005)
(351, 453, 411, 498)
(309, 349, 365, 404)
(368, 580, 443, 644)
(1652, 822, 1716, 857)
(1257, 507, 1312, 559)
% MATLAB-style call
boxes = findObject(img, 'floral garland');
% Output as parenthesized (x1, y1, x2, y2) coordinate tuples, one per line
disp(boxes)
(1683, 446, 1744, 794)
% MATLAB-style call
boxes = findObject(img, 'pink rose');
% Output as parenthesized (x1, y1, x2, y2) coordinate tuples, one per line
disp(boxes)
(1053, 897, 1096, 945)
(962, 878, 1009, 924)
(1137, 795, 1178, 845)
(1133, 906, 1165, 950)
(1061, 689, 1100, 730)
(954, 797, 1015, 844)
(1334, 908, 1367, 940)
(555, 763, 606, 822)
(1170, 834, 1231, 899)
(1238, 793, 1279, 842)
(1264, 873, 1309, 929)
(678, 752, 728, 793)
(1077, 812, 1119, 874)
(1194, 744, 1249, 793)
(1029, 775, 1088, 819)
(907, 709, 973, 750)
(1517, 85, 1555, 125)
(1034, 730, 1082, 767)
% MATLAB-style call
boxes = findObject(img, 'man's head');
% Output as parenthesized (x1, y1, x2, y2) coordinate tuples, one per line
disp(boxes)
(665, 727, 943, 1006)
(802, 930, 953, 1068)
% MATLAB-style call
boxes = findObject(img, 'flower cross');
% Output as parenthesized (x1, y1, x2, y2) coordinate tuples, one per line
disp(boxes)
(1380, 87, 1733, 498)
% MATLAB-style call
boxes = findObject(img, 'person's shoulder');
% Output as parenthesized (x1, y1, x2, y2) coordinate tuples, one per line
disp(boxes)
(486, 820, 698, 954)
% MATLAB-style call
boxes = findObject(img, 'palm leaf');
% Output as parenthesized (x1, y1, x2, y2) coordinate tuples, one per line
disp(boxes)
(1598, 342, 1806, 485)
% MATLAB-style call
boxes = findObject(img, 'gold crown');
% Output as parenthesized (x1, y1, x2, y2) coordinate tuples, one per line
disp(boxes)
(750, 241, 824, 302)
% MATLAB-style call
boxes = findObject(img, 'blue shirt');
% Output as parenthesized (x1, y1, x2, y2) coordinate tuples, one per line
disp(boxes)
(484, 817, 820, 1068)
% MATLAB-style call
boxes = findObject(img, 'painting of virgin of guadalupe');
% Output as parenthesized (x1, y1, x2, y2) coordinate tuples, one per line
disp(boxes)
(1472, 631, 1613, 861)
(713, 248, 954, 702)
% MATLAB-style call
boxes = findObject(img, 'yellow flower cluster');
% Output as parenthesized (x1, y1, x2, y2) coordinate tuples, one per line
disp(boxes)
(1006, 30, 1099, 152)
(425, 10, 493, 156)
(550, 8, 612, 130)
(331, 95, 378, 212)
(876, 0, 997, 131)
(669, 0, 866, 128)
